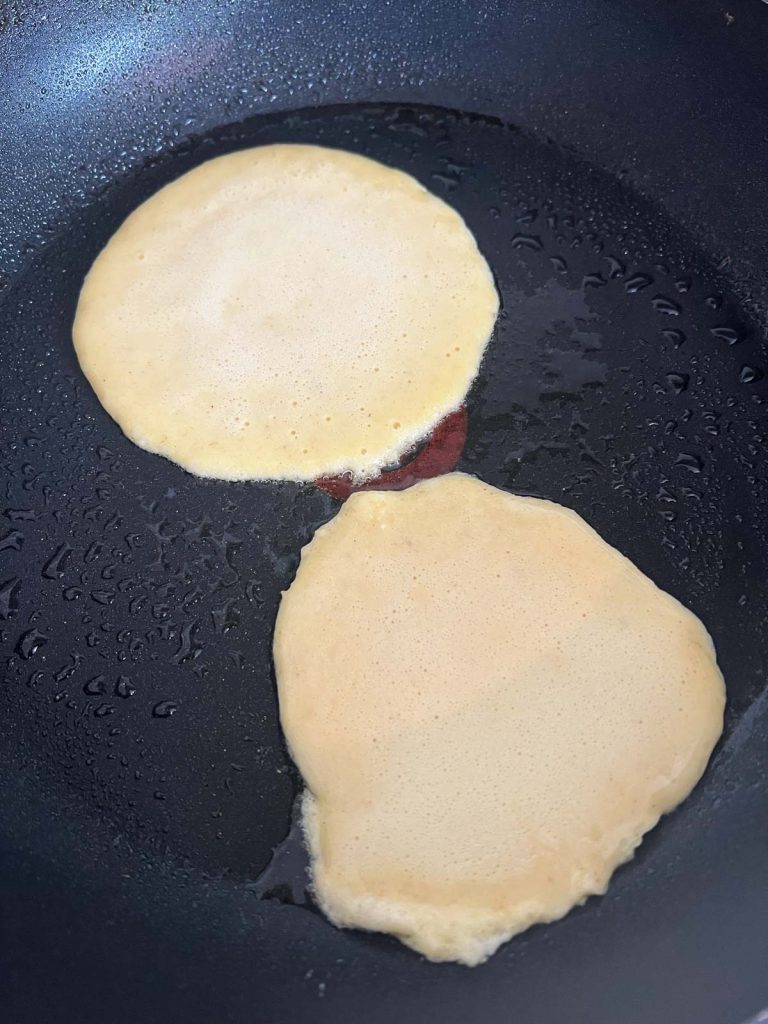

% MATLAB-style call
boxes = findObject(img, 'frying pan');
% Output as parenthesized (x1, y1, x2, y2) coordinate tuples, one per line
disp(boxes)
(2, 1, 768, 1022)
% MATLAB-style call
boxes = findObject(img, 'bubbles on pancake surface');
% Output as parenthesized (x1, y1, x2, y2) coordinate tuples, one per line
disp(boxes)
(274, 473, 724, 965)
(73, 144, 498, 481)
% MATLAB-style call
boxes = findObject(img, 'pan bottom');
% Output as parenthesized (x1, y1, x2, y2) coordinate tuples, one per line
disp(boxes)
(0, 103, 765, 893)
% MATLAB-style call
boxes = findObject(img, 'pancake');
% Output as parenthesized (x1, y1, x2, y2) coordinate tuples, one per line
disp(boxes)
(273, 472, 725, 965)
(73, 144, 498, 480)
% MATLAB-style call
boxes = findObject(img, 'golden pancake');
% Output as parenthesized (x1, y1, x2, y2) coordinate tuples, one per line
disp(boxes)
(274, 472, 725, 964)
(73, 145, 498, 480)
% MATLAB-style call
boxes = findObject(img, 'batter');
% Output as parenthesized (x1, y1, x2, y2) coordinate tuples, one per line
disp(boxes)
(273, 473, 725, 965)
(73, 145, 498, 480)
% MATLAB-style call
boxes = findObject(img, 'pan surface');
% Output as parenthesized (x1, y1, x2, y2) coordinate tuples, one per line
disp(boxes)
(2, 3, 768, 1024)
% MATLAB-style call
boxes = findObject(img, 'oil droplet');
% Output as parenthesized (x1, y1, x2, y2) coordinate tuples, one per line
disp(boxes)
(605, 256, 626, 278)
(430, 170, 461, 191)
(173, 621, 201, 664)
(0, 577, 20, 619)
(665, 373, 690, 394)
(582, 272, 606, 288)
(4, 508, 37, 522)
(84, 675, 105, 696)
(54, 654, 81, 682)
(0, 529, 23, 553)
(16, 628, 47, 659)
(662, 328, 686, 348)
(41, 543, 73, 580)
(211, 599, 239, 635)
(739, 365, 764, 385)
(153, 700, 178, 718)
(624, 273, 653, 294)
(550, 255, 568, 274)
(115, 675, 135, 698)
(652, 295, 681, 316)
(675, 452, 703, 473)
(511, 233, 542, 251)
(710, 326, 742, 345)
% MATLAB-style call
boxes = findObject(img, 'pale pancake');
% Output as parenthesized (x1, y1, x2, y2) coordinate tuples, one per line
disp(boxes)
(73, 145, 498, 481)
(273, 472, 725, 965)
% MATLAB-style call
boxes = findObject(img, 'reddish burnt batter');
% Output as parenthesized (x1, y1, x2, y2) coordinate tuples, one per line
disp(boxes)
(315, 407, 468, 501)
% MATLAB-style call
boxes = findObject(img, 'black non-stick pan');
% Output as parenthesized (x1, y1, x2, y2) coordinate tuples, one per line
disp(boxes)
(2, 2, 768, 1022)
